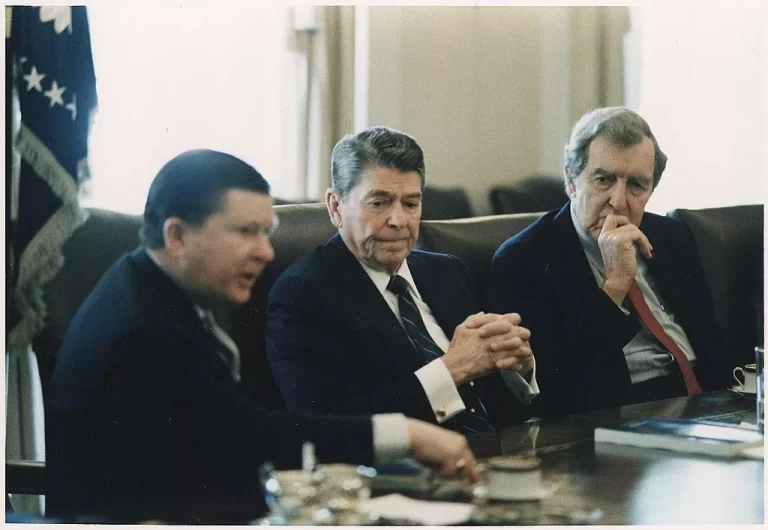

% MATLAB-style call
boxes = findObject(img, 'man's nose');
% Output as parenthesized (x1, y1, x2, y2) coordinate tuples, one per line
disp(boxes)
(609, 181, 628, 212)
(387, 203, 407, 228)
(252, 237, 275, 264)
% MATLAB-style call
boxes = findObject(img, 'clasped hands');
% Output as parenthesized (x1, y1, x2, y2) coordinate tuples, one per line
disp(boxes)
(442, 311, 533, 386)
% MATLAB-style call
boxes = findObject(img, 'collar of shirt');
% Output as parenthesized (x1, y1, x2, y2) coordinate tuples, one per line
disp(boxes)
(357, 258, 424, 302)
(193, 304, 208, 322)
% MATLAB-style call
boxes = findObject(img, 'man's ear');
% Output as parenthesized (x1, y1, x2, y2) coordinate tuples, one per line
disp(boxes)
(162, 217, 186, 255)
(564, 166, 577, 199)
(326, 188, 343, 228)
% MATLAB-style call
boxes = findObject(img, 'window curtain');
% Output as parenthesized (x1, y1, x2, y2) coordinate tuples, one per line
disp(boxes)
(292, 6, 355, 201)
(536, 6, 630, 175)
(567, 7, 628, 121)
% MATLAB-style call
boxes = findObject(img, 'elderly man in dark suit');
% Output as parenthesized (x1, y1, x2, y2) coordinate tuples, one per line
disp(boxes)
(47, 149, 479, 522)
(267, 127, 537, 434)
(489, 107, 729, 418)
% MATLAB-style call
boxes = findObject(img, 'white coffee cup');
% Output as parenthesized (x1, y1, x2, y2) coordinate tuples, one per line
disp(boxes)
(733, 363, 757, 393)
(485, 456, 543, 501)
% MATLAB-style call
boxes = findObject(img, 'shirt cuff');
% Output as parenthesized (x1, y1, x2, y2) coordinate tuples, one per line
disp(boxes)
(414, 358, 466, 423)
(499, 358, 540, 406)
(372, 413, 411, 464)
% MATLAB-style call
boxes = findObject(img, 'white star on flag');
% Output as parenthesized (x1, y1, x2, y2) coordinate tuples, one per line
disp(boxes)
(65, 94, 77, 121)
(44, 80, 66, 108)
(23, 65, 46, 93)
(39, 6, 72, 34)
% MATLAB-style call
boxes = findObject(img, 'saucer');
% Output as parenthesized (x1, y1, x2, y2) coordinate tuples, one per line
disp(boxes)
(478, 484, 553, 501)
(487, 486, 551, 501)
(729, 385, 757, 396)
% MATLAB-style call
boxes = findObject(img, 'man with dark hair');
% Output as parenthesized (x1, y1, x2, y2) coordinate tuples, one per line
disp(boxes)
(47, 149, 479, 522)
(267, 127, 538, 433)
(489, 107, 729, 417)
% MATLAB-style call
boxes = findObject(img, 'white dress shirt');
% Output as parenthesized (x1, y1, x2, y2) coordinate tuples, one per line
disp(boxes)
(570, 206, 698, 383)
(358, 259, 539, 424)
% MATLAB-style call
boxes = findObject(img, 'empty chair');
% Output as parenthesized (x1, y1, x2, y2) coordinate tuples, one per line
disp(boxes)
(490, 175, 567, 215)
(421, 186, 473, 220)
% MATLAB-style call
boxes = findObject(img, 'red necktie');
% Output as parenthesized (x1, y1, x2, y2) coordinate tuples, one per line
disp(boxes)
(626, 280, 702, 395)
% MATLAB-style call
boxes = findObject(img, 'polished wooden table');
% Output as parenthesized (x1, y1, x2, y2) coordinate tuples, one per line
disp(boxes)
(467, 390, 764, 525)
(25, 391, 759, 524)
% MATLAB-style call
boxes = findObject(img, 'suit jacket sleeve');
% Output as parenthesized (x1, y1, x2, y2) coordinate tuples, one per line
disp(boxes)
(488, 236, 640, 417)
(104, 327, 374, 493)
(266, 273, 438, 423)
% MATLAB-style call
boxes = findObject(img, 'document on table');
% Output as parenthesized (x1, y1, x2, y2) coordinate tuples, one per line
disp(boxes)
(358, 493, 474, 525)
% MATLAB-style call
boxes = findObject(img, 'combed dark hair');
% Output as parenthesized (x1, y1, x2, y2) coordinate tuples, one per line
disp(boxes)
(330, 126, 426, 198)
(564, 107, 668, 188)
(141, 149, 270, 248)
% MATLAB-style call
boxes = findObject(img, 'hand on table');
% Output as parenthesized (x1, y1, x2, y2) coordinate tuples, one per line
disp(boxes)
(406, 418, 479, 483)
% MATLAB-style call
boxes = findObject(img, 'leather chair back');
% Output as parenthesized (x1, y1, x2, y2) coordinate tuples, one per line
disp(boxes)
(490, 175, 567, 215)
(231, 203, 335, 407)
(421, 186, 473, 220)
(418, 213, 543, 307)
(668, 205, 764, 367)
(33, 208, 143, 403)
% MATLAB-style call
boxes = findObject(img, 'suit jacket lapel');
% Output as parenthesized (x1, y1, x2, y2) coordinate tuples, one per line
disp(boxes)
(324, 234, 425, 372)
(551, 203, 598, 296)
(551, 203, 634, 391)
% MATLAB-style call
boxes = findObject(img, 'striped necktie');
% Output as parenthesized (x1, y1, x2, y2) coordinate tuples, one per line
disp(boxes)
(201, 310, 241, 383)
(386, 275, 494, 434)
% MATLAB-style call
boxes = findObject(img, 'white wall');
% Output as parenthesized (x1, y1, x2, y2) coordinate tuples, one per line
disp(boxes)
(639, 3, 766, 214)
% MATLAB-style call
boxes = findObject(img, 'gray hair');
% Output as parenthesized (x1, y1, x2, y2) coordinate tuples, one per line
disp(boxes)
(330, 126, 426, 198)
(564, 107, 667, 188)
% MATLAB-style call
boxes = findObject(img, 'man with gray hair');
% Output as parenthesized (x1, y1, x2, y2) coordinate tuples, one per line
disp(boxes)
(267, 126, 538, 434)
(489, 107, 728, 417)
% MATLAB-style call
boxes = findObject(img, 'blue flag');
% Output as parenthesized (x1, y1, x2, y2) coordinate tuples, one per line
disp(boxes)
(8, 6, 97, 353)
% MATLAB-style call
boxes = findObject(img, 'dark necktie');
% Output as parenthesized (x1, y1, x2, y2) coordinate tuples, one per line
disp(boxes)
(626, 280, 701, 395)
(386, 275, 494, 434)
